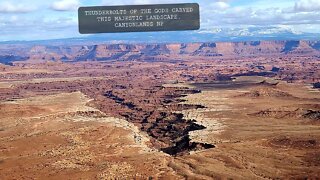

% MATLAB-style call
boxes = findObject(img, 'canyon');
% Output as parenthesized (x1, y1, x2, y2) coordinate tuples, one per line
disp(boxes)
(0, 40, 319, 179)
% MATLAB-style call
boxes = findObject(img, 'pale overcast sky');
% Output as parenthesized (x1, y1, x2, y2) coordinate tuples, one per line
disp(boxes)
(0, 0, 319, 41)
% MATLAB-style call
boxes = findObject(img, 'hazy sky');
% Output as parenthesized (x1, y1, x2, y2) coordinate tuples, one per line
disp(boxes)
(0, 0, 319, 41)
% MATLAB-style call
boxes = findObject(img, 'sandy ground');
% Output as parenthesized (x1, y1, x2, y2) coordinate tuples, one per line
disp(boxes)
(168, 81, 320, 179)
(0, 92, 178, 179)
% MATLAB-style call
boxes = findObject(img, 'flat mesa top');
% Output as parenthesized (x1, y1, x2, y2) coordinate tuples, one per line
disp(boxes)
(78, 3, 200, 34)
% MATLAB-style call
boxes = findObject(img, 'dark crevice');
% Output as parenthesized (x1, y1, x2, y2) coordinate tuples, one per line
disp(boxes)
(103, 88, 215, 156)
(161, 135, 215, 156)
